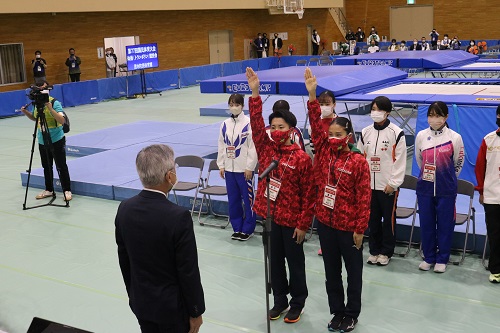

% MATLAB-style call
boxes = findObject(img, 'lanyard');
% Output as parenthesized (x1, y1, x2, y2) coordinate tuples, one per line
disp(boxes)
(327, 154, 350, 187)
(272, 151, 294, 181)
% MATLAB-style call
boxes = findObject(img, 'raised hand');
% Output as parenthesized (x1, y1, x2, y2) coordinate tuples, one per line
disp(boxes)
(304, 67, 317, 101)
(246, 67, 260, 97)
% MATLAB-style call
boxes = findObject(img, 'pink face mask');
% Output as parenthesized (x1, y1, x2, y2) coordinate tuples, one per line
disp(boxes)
(428, 117, 445, 130)
(271, 129, 291, 145)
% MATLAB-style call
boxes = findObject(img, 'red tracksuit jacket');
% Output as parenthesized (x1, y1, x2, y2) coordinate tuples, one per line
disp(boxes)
(308, 99, 371, 234)
(249, 96, 314, 231)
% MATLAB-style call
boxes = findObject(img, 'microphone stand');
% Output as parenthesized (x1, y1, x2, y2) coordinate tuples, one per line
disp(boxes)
(262, 173, 272, 333)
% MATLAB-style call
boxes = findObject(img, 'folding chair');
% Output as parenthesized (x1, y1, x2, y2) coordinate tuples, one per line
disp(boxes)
(197, 160, 229, 228)
(394, 175, 418, 257)
(419, 179, 476, 265)
(319, 56, 332, 66)
(296, 59, 307, 66)
(308, 57, 319, 66)
(172, 155, 204, 215)
(482, 234, 489, 270)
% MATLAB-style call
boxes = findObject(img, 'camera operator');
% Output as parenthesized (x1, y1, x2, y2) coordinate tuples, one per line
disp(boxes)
(20, 81, 72, 201)
(32, 50, 47, 85)
(65, 48, 81, 82)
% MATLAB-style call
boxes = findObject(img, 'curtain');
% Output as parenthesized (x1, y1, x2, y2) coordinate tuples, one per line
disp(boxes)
(0, 43, 25, 85)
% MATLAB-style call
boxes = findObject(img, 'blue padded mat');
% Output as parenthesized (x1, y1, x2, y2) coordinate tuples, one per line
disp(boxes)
(335, 51, 478, 69)
(151, 123, 221, 147)
(200, 66, 407, 96)
(66, 121, 211, 157)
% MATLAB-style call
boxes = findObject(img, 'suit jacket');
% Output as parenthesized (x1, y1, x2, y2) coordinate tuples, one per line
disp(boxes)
(115, 190, 205, 324)
(273, 37, 283, 50)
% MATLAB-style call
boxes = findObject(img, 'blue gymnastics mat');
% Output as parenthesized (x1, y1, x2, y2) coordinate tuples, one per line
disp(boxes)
(334, 50, 478, 69)
(65, 121, 211, 157)
(200, 65, 407, 96)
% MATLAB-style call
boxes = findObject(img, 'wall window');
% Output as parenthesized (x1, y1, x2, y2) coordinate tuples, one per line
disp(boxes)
(0, 43, 26, 85)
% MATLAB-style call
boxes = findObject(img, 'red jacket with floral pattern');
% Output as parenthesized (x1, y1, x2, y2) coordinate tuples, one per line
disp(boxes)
(308, 99, 371, 234)
(249, 96, 314, 231)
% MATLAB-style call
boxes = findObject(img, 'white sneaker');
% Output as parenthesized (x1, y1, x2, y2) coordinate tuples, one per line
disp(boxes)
(63, 191, 72, 201)
(377, 255, 390, 266)
(489, 273, 500, 283)
(367, 255, 379, 265)
(419, 261, 433, 271)
(35, 190, 53, 199)
(434, 263, 447, 273)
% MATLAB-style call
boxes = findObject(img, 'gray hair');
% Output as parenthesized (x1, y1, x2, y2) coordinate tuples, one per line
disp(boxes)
(136, 144, 175, 188)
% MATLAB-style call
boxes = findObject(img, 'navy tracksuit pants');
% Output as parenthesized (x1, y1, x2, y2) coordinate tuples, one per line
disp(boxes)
(225, 171, 256, 234)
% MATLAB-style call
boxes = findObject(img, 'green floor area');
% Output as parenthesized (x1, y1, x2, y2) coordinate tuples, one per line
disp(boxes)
(0, 87, 499, 333)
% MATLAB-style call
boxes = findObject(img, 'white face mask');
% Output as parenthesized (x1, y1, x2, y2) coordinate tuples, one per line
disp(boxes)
(36, 55, 41, 59)
(370, 110, 387, 123)
(229, 105, 242, 116)
(320, 105, 334, 118)
(428, 117, 445, 130)
(470, 42, 475, 46)
(168, 171, 178, 191)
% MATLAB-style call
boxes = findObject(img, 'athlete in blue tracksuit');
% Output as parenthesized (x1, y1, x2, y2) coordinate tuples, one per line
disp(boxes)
(217, 93, 258, 241)
(415, 102, 464, 273)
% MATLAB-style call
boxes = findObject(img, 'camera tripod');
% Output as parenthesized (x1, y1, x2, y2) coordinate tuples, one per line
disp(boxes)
(23, 102, 70, 210)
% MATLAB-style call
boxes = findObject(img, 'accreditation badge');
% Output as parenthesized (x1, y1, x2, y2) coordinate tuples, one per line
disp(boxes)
(322, 185, 337, 209)
(423, 163, 436, 182)
(264, 177, 281, 202)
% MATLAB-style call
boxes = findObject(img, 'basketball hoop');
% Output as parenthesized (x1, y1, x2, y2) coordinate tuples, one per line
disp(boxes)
(296, 10, 304, 19)
(283, 0, 304, 18)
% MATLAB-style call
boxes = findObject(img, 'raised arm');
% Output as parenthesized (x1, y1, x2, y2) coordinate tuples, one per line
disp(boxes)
(304, 67, 328, 152)
(246, 67, 272, 153)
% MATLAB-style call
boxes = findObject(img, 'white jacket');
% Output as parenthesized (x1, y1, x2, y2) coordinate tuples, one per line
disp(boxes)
(217, 112, 257, 173)
(357, 120, 407, 191)
(475, 130, 500, 204)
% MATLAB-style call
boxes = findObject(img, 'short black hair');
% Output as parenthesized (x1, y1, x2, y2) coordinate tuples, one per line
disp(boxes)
(35, 50, 41, 55)
(370, 96, 392, 113)
(318, 90, 336, 104)
(228, 93, 244, 106)
(273, 99, 290, 112)
(331, 117, 354, 136)
(69, 48, 75, 52)
(391, 39, 396, 43)
(496, 105, 500, 115)
(401, 40, 406, 44)
(269, 109, 297, 128)
(427, 101, 449, 117)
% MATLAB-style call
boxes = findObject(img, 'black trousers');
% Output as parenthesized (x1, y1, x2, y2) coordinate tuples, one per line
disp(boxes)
(137, 318, 189, 333)
(270, 221, 308, 309)
(317, 222, 363, 319)
(39, 137, 71, 192)
(484, 204, 500, 274)
(312, 44, 319, 55)
(368, 190, 398, 257)
(69, 73, 81, 82)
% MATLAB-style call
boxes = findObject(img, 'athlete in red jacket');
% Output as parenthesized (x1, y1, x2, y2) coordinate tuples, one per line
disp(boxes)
(305, 67, 371, 333)
(246, 67, 314, 324)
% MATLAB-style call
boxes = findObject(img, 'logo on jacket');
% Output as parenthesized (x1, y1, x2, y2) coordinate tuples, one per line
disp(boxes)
(337, 168, 352, 175)
(281, 162, 296, 169)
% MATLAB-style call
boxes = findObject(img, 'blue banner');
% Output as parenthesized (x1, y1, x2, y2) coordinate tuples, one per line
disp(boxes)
(126, 43, 159, 70)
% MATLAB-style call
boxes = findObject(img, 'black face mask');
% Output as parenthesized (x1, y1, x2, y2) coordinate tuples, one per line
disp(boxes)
(496, 117, 500, 127)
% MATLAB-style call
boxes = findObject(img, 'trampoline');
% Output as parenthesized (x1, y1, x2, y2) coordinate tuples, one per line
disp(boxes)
(429, 62, 500, 78)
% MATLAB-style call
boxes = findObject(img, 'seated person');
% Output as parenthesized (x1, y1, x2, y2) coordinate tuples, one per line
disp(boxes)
(367, 40, 380, 53)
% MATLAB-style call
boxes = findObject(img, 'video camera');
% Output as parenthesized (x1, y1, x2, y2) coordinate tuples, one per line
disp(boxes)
(27, 84, 52, 107)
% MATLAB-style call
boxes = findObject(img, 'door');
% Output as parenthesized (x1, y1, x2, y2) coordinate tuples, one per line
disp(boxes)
(390, 6, 433, 42)
(209, 30, 233, 64)
(104, 36, 139, 76)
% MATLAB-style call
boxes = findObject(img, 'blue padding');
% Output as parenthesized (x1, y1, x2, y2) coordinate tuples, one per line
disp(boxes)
(334, 57, 356, 65)
(97, 77, 128, 100)
(62, 80, 100, 107)
(222, 61, 244, 76)
(65, 121, 208, 156)
(422, 51, 478, 69)
(477, 58, 500, 62)
(0, 89, 30, 117)
(259, 57, 278, 70)
(241, 59, 259, 72)
(49, 84, 65, 106)
(398, 58, 423, 68)
(411, 105, 497, 186)
(180, 64, 222, 87)
(125, 74, 144, 96)
(150, 123, 220, 147)
(200, 65, 407, 96)
(433, 64, 500, 71)
(146, 69, 179, 91)
(277, 56, 312, 68)
(355, 58, 398, 67)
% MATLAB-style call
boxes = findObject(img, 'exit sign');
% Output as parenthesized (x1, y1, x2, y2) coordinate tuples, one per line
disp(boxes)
(408, 0, 415, 4)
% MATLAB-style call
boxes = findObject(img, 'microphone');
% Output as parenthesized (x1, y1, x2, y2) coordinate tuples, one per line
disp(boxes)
(259, 160, 279, 180)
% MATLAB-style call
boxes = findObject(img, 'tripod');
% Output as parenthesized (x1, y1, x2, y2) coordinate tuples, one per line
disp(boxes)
(23, 102, 70, 210)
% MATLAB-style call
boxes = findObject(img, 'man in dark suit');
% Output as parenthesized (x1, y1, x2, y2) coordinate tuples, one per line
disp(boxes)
(115, 144, 205, 333)
(272, 33, 283, 56)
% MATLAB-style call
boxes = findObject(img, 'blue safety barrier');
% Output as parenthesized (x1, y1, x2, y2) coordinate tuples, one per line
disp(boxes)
(241, 59, 259, 72)
(62, 80, 100, 107)
(146, 69, 179, 92)
(0, 90, 30, 117)
(258, 57, 278, 70)
(97, 77, 128, 100)
(222, 61, 244, 76)
(179, 64, 222, 88)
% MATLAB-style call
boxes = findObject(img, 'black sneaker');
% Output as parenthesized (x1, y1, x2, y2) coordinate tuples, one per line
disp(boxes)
(231, 232, 242, 240)
(338, 316, 358, 332)
(284, 307, 304, 323)
(238, 233, 253, 241)
(328, 313, 345, 331)
(269, 304, 289, 320)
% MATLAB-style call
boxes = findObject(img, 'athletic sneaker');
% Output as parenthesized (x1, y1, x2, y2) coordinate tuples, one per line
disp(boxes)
(269, 304, 289, 320)
(238, 233, 253, 241)
(338, 315, 358, 332)
(367, 254, 379, 265)
(231, 232, 242, 240)
(318, 248, 323, 256)
(418, 261, 433, 271)
(434, 263, 447, 273)
(376, 255, 390, 266)
(35, 190, 53, 199)
(489, 273, 500, 283)
(328, 313, 345, 331)
(283, 307, 304, 323)
(63, 191, 72, 201)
